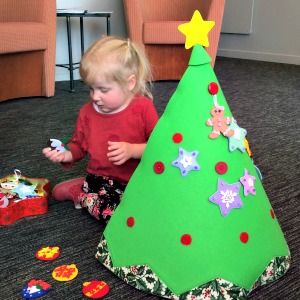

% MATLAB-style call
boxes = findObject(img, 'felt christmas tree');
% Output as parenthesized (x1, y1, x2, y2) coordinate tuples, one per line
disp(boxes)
(96, 10, 290, 300)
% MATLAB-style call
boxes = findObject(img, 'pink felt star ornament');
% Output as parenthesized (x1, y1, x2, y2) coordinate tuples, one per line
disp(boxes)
(240, 168, 257, 196)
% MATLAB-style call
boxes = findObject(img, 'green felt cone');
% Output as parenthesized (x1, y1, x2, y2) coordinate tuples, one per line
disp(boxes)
(96, 44, 290, 300)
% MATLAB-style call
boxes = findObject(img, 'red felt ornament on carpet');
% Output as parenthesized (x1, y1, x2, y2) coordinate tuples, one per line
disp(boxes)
(35, 246, 60, 261)
(82, 280, 110, 299)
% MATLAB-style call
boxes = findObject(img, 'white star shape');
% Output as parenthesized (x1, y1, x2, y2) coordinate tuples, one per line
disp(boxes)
(248, 178, 254, 187)
(180, 155, 193, 168)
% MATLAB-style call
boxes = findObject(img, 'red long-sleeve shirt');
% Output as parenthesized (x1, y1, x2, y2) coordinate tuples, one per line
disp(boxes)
(64, 94, 159, 184)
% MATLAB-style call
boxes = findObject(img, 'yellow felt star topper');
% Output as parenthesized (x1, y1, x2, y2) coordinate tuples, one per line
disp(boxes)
(178, 10, 215, 49)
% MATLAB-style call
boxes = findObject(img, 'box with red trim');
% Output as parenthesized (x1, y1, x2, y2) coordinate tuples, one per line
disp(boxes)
(0, 174, 50, 226)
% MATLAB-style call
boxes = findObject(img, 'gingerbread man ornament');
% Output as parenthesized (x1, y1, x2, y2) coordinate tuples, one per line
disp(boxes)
(206, 82, 234, 139)
(206, 105, 234, 139)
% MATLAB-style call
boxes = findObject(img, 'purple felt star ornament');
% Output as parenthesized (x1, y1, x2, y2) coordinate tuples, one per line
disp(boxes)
(209, 178, 243, 217)
(240, 168, 256, 196)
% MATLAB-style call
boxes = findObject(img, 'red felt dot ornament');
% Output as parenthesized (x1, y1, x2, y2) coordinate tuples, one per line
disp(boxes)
(127, 217, 135, 227)
(208, 82, 219, 95)
(172, 133, 183, 144)
(240, 232, 249, 243)
(153, 161, 165, 174)
(215, 162, 228, 175)
(270, 209, 275, 219)
(181, 234, 192, 246)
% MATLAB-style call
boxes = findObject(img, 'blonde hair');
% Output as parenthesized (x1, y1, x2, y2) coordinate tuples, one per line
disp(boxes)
(80, 35, 152, 99)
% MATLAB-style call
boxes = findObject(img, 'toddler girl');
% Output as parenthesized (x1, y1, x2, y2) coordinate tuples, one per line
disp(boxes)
(43, 36, 159, 224)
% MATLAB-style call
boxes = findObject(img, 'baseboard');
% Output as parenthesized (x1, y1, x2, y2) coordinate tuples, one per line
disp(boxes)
(217, 49, 300, 65)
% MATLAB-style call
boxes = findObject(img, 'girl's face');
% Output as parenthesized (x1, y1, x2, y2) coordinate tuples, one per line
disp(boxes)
(88, 75, 136, 114)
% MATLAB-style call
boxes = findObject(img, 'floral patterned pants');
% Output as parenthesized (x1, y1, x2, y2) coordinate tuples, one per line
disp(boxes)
(78, 174, 126, 225)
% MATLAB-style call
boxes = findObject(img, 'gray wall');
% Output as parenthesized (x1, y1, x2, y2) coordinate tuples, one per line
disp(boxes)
(218, 0, 300, 65)
(55, 0, 300, 82)
(56, 0, 126, 81)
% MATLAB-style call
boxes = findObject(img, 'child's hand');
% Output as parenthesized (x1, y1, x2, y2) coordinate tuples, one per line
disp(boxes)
(107, 141, 132, 165)
(107, 141, 147, 165)
(42, 147, 73, 163)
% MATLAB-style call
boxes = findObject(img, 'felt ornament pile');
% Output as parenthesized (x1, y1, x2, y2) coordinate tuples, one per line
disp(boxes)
(95, 10, 290, 300)
(0, 170, 50, 225)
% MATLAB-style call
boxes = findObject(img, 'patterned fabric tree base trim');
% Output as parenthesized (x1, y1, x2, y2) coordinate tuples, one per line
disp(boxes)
(95, 236, 291, 300)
